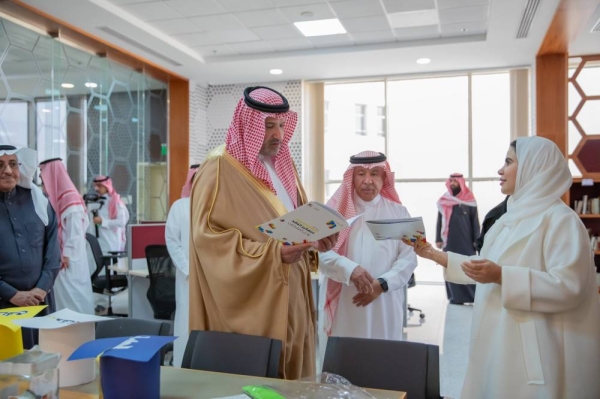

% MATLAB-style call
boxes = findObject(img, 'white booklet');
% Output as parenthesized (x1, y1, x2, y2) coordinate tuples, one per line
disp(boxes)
(366, 216, 426, 242)
(257, 201, 361, 245)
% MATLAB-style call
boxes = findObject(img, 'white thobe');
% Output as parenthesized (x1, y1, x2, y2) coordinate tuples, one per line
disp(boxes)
(165, 197, 190, 367)
(88, 196, 129, 253)
(54, 205, 95, 314)
(445, 202, 600, 399)
(320, 194, 418, 340)
(260, 155, 294, 211)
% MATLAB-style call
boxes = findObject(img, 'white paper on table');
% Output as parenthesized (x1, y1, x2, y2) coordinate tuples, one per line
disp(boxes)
(366, 216, 426, 241)
(11, 308, 110, 329)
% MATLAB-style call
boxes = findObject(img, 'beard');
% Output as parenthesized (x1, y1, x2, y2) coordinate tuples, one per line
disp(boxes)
(451, 186, 461, 196)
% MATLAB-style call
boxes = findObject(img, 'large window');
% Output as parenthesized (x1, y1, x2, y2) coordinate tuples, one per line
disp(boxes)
(355, 104, 367, 135)
(323, 72, 515, 282)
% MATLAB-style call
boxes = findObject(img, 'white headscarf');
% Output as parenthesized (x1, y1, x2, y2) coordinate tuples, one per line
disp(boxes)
(481, 136, 572, 257)
(0, 145, 49, 226)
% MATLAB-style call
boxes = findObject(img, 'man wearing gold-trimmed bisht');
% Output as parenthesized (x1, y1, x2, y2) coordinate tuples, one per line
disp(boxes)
(188, 87, 338, 379)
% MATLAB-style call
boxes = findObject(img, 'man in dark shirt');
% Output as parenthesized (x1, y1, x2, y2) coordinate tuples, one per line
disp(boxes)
(0, 145, 60, 347)
(436, 173, 480, 304)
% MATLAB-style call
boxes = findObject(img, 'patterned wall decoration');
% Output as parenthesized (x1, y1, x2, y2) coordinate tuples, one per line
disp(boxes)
(568, 55, 600, 178)
(190, 80, 303, 175)
(189, 82, 208, 164)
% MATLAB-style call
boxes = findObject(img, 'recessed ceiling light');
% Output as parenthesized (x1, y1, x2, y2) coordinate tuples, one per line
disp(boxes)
(270, 69, 283, 75)
(61, 83, 74, 88)
(294, 18, 346, 37)
(85, 82, 98, 88)
(416, 58, 431, 65)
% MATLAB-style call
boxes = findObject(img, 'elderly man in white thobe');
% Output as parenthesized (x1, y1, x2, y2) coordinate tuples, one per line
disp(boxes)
(320, 150, 417, 341)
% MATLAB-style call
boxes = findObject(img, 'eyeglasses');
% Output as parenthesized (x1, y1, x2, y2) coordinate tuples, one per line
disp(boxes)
(0, 161, 21, 172)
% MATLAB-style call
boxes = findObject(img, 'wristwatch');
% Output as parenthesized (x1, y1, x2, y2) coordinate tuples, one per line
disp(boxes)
(377, 278, 388, 293)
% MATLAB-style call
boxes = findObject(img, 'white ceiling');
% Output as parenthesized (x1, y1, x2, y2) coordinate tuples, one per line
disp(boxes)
(15, 0, 600, 85)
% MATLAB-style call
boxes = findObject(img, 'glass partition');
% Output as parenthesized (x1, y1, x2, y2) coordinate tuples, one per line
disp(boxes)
(0, 17, 168, 222)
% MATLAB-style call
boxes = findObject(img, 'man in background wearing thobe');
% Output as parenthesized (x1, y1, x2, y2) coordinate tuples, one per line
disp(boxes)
(91, 175, 129, 253)
(165, 163, 199, 367)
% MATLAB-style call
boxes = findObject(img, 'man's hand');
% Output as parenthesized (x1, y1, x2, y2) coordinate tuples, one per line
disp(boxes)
(30, 288, 47, 301)
(281, 243, 313, 264)
(61, 256, 70, 270)
(93, 216, 102, 225)
(311, 233, 339, 252)
(10, 291, 41, 307)
(352, 280, 383, 307)
(435, 242, 443, 249)
(461, 259, 502, 284)
(350, 266, 374, 293)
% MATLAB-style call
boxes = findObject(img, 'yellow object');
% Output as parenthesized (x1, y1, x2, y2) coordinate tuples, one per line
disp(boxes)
(0, 306, 47, 361)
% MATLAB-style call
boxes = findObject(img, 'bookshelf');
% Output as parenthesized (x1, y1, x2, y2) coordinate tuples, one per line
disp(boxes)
(568, 178, 600, 273)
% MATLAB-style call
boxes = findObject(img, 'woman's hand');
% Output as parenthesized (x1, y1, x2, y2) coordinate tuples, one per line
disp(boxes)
(402, 238, 435, 260)
(402, 238, 448, 267)
(461, 259, 502, 284)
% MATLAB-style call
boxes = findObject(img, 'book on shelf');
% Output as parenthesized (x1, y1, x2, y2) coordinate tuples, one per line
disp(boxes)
(256, 201, 361, 245)
(573, 196, 600, 215)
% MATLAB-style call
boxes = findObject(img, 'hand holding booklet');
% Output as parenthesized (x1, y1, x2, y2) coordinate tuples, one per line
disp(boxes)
(256, 201, 361, 245)
(366, 216, 426, 243)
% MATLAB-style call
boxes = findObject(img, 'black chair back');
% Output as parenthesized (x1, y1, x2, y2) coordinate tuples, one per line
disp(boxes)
(96, 318, 172, 364)
(96, 318, 172, 338)
(182, 330, 282, 378)
(86, 233, 107, 281)
(145, 245, 176, 320)
(323, 337, 440, 399)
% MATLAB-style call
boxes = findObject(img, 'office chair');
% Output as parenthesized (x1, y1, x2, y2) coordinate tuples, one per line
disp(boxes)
(145, 245, 176, 320)
(323, 336, 440, 399)
(182, 330, 282, 378)
(95, 318, 172, 364)
(408, 273, 425, 320)
(87, 233, 128, 316)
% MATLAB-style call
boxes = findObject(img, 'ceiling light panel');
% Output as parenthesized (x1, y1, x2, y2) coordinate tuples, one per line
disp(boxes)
(388, 9, 439, 29)
(294, 19, 347, 37)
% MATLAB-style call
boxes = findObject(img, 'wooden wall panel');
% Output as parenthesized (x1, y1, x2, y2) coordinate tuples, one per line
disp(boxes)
(535, 53, 568, 155)
(168, 79, 190, 207)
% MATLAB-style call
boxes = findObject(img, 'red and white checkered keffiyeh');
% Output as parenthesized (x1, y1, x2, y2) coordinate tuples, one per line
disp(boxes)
(323, 150, 401, 336)
(436, 174, 477, 246)
(40, 159, 87, 252)
(94, 175, 124, 220)
(225, 88, 299, 208)
(181, 165, 200, 198)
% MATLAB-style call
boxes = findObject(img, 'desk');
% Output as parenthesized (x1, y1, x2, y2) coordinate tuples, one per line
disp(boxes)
(61, 367, 406, 399)
(108, 266, 154, 319)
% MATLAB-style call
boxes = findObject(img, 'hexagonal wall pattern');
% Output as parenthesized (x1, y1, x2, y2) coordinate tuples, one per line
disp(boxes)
(568, 56, 600, 178)
(572, 137, 600, 175)
(0, 17, 168, 223)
